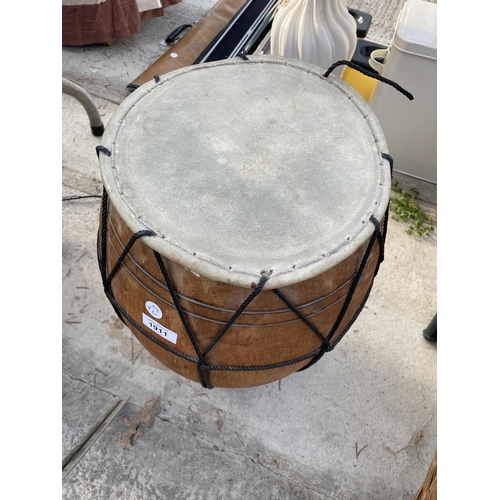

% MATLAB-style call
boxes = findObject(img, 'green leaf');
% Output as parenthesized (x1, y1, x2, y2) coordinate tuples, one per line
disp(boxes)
(390, 183, 436, 238)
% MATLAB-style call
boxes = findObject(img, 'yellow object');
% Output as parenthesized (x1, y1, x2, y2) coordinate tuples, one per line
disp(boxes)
(341, 66, 377, 103)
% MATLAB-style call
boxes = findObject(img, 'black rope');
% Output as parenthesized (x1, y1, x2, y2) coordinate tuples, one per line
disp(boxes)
(371, 216, 384, 277)
(272, 288, 329, 351)
(326, 217, 379, 340)
(207, 349, 322, 372)
(326, 215, 381, 342)
(323, 60, 414, 101)
(237, 50, 249, 60)
(98, 199, 154, 323)
(95, 192, 196, 361)
(202, 276, 268, 357)
(382, 153, 394, 175)
(97, 188, 109, 284)
(297, 215, 384, 371)
(96, 145, 111, 158)
(328, 279, 375, 353)
(152, 256, 269, 388)
(104, 229, 155, 291)
(381, 152, 394, 248)
(97, 188, 145, 325)
(152, 250, 212, 389)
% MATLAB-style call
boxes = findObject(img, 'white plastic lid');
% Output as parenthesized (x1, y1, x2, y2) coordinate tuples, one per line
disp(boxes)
(395, 0, 437, 59)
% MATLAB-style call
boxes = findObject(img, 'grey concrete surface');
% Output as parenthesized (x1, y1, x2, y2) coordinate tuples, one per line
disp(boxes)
(62, 2, 437, 498)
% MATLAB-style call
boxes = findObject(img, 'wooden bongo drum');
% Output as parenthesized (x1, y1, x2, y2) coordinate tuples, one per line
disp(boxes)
(97, 55, 393, 389)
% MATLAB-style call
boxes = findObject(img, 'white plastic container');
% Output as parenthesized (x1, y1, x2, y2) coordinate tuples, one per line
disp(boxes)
(369, 0, 437, 184)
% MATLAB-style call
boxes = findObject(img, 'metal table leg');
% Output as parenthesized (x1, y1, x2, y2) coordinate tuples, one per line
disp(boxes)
(62, 78, 105, 137)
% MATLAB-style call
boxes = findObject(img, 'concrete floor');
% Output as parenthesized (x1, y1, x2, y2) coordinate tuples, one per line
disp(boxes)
(62, 1, 437, 498)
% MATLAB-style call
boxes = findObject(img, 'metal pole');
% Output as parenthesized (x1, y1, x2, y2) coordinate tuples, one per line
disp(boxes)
(62, 78, 105, 136)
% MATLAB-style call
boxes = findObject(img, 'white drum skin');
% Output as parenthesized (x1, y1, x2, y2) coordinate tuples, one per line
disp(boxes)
(99, 55, 391, 290)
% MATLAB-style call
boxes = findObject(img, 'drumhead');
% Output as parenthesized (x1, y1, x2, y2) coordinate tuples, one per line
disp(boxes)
(99, 55, 391, 289)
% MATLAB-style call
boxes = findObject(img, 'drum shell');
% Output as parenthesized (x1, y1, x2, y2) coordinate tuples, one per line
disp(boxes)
(99, 195, 385, 388)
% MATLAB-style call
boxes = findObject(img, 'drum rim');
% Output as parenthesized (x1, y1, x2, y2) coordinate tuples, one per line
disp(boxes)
(99, 55, 391, 290)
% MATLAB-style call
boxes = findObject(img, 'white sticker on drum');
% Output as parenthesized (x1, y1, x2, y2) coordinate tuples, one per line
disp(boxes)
(145, 301, 162, 319)
(142, 313, 178, 344)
